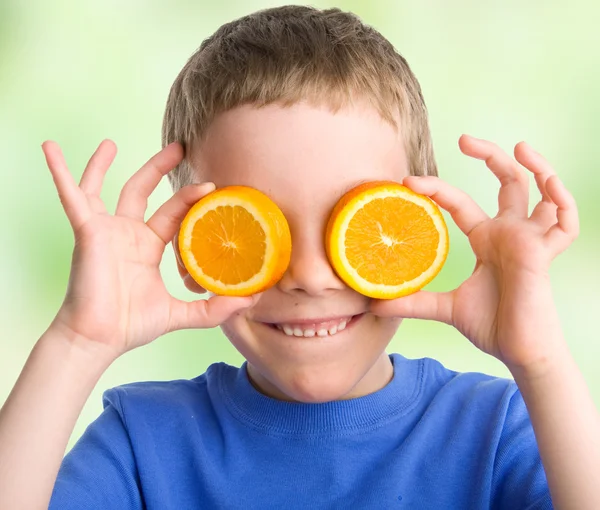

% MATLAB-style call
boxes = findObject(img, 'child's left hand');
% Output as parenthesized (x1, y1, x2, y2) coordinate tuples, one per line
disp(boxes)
(370, 134, 579, 376)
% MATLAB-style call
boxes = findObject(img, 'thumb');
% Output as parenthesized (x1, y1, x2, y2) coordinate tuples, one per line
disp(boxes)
(370, 290, 454, 325)
(168, 294, 257, 331)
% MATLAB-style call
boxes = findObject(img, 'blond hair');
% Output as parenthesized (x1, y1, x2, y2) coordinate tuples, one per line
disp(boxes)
(162, 5, 437, 190)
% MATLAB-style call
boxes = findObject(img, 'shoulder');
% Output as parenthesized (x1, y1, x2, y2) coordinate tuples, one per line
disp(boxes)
(391, 355, 550, 507)
(392, 354, 522, 423)
(101, 361, 238, 424)
(422, 355, 517, 396)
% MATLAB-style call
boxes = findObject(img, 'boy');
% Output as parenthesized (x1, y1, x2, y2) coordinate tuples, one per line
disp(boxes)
(0, 4, 598, 509)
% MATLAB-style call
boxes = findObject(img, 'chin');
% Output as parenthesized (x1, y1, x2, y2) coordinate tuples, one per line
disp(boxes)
(220, 312, 399, 403)
(270, 365, 365, 403)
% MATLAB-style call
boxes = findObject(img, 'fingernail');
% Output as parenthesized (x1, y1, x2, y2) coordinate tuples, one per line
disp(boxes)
(239, 297, 255, 308)
(465, 134, 483, 142)
(192, 182, 215, 192)
(522, 142, 539, 154)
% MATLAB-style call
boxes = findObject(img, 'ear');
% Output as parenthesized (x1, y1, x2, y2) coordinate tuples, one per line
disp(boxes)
(172, 231, 207, 295)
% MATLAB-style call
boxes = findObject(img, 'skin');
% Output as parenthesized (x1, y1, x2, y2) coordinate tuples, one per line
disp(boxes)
(187, 103, 405, 403)
(0, 101, 597, 509)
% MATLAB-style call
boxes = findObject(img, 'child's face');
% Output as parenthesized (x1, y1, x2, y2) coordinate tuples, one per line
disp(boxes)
(191, 102, 408, 403)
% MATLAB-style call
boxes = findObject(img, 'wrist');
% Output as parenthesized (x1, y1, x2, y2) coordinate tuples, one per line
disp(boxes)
(43, 319, 120, 373)
(508, 341, 574, 386)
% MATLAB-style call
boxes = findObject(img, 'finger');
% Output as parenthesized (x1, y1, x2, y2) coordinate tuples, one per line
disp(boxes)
(370, 290, 454, 324)
(115, 142, 184, 220)
(402, 176, 488, 236)
(146, 182, 215, 244)
(459, 135, 529, 217)
(528, 170, 558, 229)
(183, 273, 207, 294)
(172, 237, 207, 294)
(173, 229, 185, 269)
(42, 141, 90, 230)
(513, 141, 558, 228)
(79, 139, 118, 196)
(544, 175, 579, 254)
(513, 141, 555, 203)
(168, 294, 255, 331)
(529, 200, 558, 230)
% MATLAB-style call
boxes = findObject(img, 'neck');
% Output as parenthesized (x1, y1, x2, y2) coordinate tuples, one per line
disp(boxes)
(246, 352, 394, 402)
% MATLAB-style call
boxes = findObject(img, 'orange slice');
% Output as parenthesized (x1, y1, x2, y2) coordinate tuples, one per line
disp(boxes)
(179, 186, 291, 296)
(326, 181, 448, 299)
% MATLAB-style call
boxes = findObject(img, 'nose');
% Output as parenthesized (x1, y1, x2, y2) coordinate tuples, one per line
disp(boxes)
(277, 227, 346, 296)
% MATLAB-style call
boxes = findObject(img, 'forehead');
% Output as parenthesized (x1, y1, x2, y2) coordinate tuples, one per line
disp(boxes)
(191, 102, 408, 215)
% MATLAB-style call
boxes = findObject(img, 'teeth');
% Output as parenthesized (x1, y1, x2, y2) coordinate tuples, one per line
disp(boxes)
(274, 317, 353, 338)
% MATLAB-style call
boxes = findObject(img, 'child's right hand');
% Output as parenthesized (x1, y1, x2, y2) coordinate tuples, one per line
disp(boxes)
(42, 139, 255, 359)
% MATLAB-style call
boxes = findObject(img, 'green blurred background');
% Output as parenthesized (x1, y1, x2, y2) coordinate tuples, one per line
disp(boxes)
(1, 0, 598, 450)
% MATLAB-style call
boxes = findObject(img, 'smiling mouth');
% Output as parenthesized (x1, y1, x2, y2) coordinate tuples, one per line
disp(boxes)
(265, 314, 364, 338)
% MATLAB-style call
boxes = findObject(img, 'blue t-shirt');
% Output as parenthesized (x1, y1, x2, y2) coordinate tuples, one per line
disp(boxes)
(50, 353, 552, 509)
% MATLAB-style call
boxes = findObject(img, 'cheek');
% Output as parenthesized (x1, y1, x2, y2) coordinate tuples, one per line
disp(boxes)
(372, 315, 403, 342)
(220, 313, 258, 360)
(384, 316, 402, 330)
(220, 314, 245, 343)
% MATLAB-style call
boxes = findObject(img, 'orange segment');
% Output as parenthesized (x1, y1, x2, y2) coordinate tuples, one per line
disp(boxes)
(179, 186, 291, 296)
(326, 181, 448, 299)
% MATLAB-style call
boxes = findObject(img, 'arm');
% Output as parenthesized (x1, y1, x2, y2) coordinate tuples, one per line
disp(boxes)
(371, 135, 600, 509)
(0, 327, 113, 509)
(512, 337, 600, 509)
(50, 391, 142, 509)
(0, 140, 253, 509)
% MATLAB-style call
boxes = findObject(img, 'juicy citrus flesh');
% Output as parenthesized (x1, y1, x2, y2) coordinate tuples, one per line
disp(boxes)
(179, 186, 291, 296)
(326, 181, 449, 299)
